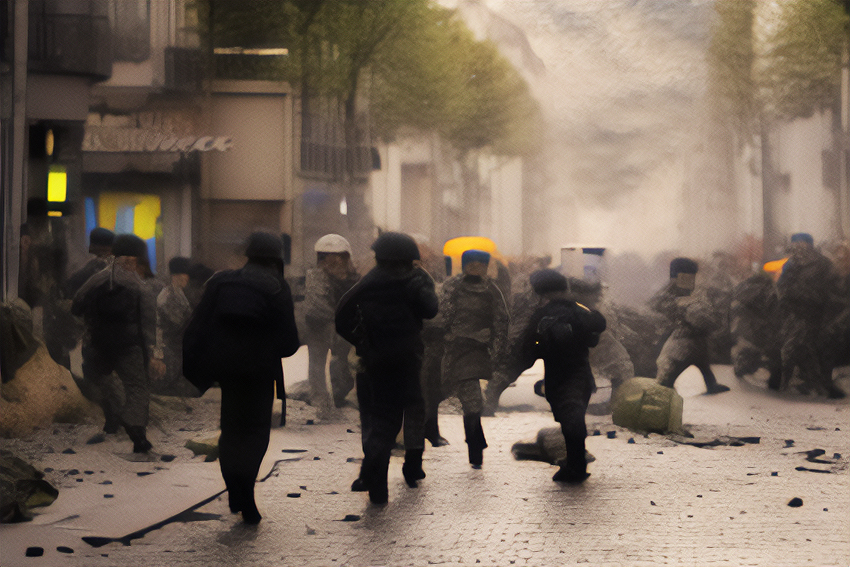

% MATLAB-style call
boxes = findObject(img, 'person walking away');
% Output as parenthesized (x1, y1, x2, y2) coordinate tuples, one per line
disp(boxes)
(335, 232, 438, 504)
(440, 249, 509, 467)
(776, 233, 845, 398)
(153, 257, 198, 396)
(651, 257, 730, 394)
(71, 234, 161, 452)
(183, 232, 300, 523)
(304, 234, 360, 415)
(516, 269, 606, 482)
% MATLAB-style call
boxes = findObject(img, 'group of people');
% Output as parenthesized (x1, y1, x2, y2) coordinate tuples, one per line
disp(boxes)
(19, 218, 848, 525)
(298, 231, 607, 508)
(50, 228, 212, 453)
(729, 233, 848, 399)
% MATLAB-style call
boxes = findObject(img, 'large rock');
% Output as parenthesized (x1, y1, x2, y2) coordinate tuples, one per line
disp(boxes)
(0, 345, 100, 438)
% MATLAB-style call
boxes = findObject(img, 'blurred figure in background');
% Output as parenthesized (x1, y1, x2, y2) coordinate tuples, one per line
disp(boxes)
(185, 262, 214, 310)
(304, 234, 360, 415)
(563, 277, 634, 407)
(776, 233, 845, 398)
(730, 269, 782, 390)
(154, 256, 198, 397)
(483, 255, 550, 416)
(650, 257, 730, 394)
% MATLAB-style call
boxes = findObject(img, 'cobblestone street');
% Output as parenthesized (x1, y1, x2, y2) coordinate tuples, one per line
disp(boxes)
(3, 363, 849, 567)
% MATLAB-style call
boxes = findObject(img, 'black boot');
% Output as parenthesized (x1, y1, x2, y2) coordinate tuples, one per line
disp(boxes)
(463, 414, 487, 468)
(102, 409, 120, 434)
(125, 425, 152, 453)
(402, 449, 426, 488)
(425, 418, 449, 447)
(368, 461, 389, 505)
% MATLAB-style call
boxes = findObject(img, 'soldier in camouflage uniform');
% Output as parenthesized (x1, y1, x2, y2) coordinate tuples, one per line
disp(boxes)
(562, 278, 634, 400)
(651, 257, 730, 394)
(729, 270, 782, 389)
(154, 257, 198, 396)
(776, 233, 845, 398)
(71, 234, 160, 453)
(304, 234, 360, 413)
(440, 250, 509, 467)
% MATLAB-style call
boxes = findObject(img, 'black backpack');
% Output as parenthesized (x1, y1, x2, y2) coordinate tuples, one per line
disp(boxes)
(534, 311, 575, 357)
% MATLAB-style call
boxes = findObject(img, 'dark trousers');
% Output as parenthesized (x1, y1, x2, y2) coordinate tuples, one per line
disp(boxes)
(550, 385, 591, 475)
(218, 371, 275, 511)
(356, 372, 405, 493)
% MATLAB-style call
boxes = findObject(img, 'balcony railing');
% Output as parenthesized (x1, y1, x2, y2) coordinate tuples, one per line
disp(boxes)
(28, 6, 111, 79)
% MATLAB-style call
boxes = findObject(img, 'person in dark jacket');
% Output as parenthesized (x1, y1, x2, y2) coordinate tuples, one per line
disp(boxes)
(71, 233, 161, 453)
(183, 232, 300, 524)
(335, 232, 439, 504)
(516, 269, 606, 483)
(650, 258, 730, 394)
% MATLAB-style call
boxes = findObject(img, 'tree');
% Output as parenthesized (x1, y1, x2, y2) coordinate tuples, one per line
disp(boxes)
(194, 0, 542, 159)
(710, 0, 849, 139)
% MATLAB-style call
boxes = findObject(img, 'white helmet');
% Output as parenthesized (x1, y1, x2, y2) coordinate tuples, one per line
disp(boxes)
(314, 234, 352, 255)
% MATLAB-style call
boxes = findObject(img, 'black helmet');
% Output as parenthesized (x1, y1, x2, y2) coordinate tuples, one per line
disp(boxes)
(168, 256, 191, 275)
(245, 231, 283, 260)
(529, 268, 567, 295)
(372, 232, 420, 262)
(670, 257, 698, 278)
(112, 234, 147, 258)
(89, 227, 115, 250)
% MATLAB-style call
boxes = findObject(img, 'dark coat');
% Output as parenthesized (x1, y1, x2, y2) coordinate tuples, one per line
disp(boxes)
(183, 263, 300, 390)
(517, 298, 606, 417)
(335, 265, 438, 407)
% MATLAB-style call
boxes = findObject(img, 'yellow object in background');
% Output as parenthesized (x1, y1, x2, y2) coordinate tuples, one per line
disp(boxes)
(98, 193, 161, 240)
(46, 165, 67, 203)
(443, 236, 505, 277)
(763, 258, 788, 281)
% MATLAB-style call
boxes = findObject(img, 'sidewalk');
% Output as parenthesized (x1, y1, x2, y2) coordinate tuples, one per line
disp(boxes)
(2, 362, 849, 567)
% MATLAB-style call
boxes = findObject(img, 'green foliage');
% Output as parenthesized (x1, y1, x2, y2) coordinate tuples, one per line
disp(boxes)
(708, 0, 757, 141)
(710, 0, 849, 139)
(192, 0, 542, 156)
(756, 0, 849, 121)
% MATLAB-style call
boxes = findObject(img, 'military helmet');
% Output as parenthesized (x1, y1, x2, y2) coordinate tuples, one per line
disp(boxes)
(111, 234, 147, 258)
(669, 257, 698, 278)
(372, 232, 420, 262)
(168, 256, 191, 275)
(88, 227, 115, 250)
(314, 234, 352, 255)
(244, 231, 283, 260)
(530, 268, 567, 295)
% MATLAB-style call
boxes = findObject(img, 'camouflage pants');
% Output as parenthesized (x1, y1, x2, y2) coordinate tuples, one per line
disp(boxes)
(442, 341, 490, 415)
(307, 336, 355, 409)
(82, 344, 149, 427)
